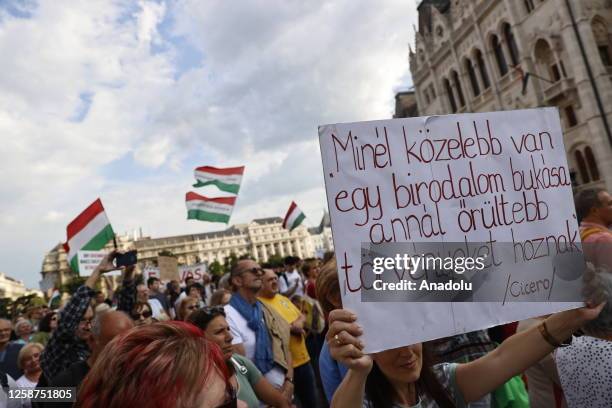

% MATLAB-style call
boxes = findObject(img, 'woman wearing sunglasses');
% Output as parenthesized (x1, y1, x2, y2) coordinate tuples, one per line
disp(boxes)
(130, 302, 154, 326)
(189, 307, 292, 408)
(76, 321, 238, 408)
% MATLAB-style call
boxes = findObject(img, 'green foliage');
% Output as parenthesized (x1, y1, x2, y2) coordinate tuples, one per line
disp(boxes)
(60, 276, 87, 295)
(223, 252, 238, 274)
(267, 254, 284, 268)
(208, 260, 223, 276)
(158, 250, 176, 257)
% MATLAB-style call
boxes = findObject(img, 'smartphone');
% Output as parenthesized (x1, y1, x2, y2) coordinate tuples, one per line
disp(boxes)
(115, 250, 138, 268)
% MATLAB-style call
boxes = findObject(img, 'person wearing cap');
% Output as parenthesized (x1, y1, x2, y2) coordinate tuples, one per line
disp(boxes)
(225, 259, 294, 401)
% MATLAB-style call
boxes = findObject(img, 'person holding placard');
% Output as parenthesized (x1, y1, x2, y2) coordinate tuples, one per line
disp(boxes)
(326, 301, 604, 408)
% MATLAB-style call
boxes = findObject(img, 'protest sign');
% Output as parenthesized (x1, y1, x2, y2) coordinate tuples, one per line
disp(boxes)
(158, 256, 179, 281)
(143, 265, 161, 282)
(143, 263, 208, 284)
(318, 108, 583, 353)
(77, 250, 121, 277)
(179, 263, 208, 283)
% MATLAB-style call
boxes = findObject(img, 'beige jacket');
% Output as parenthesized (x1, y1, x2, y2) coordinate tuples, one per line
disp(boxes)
(261, 302, 292, 372)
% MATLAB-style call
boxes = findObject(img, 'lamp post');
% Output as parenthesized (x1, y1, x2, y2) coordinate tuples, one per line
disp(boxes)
(520, 72, 556, 95)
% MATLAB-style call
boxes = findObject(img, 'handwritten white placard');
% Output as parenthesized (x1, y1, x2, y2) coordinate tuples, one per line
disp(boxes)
(318, 108, 582, 353)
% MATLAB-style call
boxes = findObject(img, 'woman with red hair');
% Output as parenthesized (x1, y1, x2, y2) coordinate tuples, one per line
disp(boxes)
(76, 321, 236, 408)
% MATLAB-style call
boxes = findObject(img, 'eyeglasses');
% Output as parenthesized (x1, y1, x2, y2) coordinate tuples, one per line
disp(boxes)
(131, 310, 153, 320)
(202, 306, 225, 315)
(79, 319, 93, 327)
(243, 267, 264, 276)
(186, 305, 198, 311)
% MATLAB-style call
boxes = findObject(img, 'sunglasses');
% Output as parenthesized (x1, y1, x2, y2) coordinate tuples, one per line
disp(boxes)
(202, 306, 226, 316)
(186, 305, 198, 311)
(242, 267, 264, 276)
(131, 310, 153, 320)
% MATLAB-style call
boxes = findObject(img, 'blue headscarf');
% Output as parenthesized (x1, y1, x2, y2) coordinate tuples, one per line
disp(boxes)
(229, 292, 275, 374)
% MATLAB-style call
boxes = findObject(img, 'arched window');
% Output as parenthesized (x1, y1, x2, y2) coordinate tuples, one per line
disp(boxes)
(585, 146, 600, 181)
(492, 35, 508, 76)
(534, 39, 561, 82)
(503, 23, 520, 66)
(465, 58, 480, 96)
(451, 70, 466, 107)
(444, 78, 457, 113)
(592, 17, 611, 67)
(574, 150, 590, 184)
(475, 49, 490, 89)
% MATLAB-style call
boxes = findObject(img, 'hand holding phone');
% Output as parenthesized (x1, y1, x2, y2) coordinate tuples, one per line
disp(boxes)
(115, 250, 138, 268)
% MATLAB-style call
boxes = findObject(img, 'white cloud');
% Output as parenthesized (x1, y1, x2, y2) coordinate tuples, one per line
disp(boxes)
(0, 0, 418, 288)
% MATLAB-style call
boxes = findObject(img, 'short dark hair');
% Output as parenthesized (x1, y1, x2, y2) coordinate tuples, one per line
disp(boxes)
(187, 307, 226, 331)
(147, 277, 160, 288)
(284, 256, 300, 266)
(38, 311, 57, 333)
(575, 188, 605, 222)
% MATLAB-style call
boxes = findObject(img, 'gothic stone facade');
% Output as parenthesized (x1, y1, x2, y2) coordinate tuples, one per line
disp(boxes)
(410, 0, 612, 192)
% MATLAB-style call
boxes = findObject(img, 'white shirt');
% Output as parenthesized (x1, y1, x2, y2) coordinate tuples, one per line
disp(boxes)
(1, 374, 26, 408)
(278, 269, 304, 297)
(15, 376, 36, 388)
(148, 298, 165, 320)
(555, 335, 612, 407)
(224, 304, 286, 388)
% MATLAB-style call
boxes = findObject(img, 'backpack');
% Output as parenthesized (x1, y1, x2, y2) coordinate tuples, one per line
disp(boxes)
(0, 369, 8, 393)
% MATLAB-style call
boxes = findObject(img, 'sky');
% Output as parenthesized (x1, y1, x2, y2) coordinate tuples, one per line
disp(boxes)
(0, 0, 419, 289)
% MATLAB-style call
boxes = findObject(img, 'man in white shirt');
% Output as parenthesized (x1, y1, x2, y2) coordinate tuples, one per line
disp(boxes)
(278, 257, 304, 298)
(224, 260, 294, 400)
(136, 284, 166, 320)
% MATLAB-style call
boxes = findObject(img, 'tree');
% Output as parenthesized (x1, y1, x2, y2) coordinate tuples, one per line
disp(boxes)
(223, 252, 239, 274)
(208, 260, 223, 276)
(267, 254, 284, 268)
(60, 276, 87, 295)
(158, 250, 176, 257)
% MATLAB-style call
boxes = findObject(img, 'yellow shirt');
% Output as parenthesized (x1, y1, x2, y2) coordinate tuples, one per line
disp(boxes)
(259, 294, 310, 367)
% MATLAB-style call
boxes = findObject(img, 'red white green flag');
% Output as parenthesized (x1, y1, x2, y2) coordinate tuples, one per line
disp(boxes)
(63, 199, 115, 273)
(186, 192, 236, 224)
(282, 201, 306, 231)
(193, 166, 244, 194)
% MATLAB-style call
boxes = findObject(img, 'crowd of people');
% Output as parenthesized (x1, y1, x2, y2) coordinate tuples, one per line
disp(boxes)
(0, 188, 611, 407)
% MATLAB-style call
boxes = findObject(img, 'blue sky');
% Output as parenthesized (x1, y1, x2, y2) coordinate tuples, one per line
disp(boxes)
(0, 0, 417, 288)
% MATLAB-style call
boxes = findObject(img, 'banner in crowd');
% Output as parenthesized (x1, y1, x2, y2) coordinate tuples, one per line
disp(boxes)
(77, 250, 122, 277)
(144, 262, 208, 284)
(63, 198, 115, 274)
(158, 256, 179, 281)
(318, 108, 583, 352)
(193, 165, 245, 194)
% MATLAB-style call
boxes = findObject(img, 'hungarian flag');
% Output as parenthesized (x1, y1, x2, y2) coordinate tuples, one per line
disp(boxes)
(186, 192, 236, 224)
(193, 165, 244, 194)
(48, 289, 61, 309)
(63, 198, 115, 273)
(282, 201, 306, 231)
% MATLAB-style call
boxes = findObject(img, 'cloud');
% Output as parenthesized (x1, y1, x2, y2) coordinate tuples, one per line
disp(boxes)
(0, 0, 418, 288)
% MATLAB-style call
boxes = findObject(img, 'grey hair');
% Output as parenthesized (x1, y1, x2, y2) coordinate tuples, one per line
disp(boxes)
(582, 263, 612, 335)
